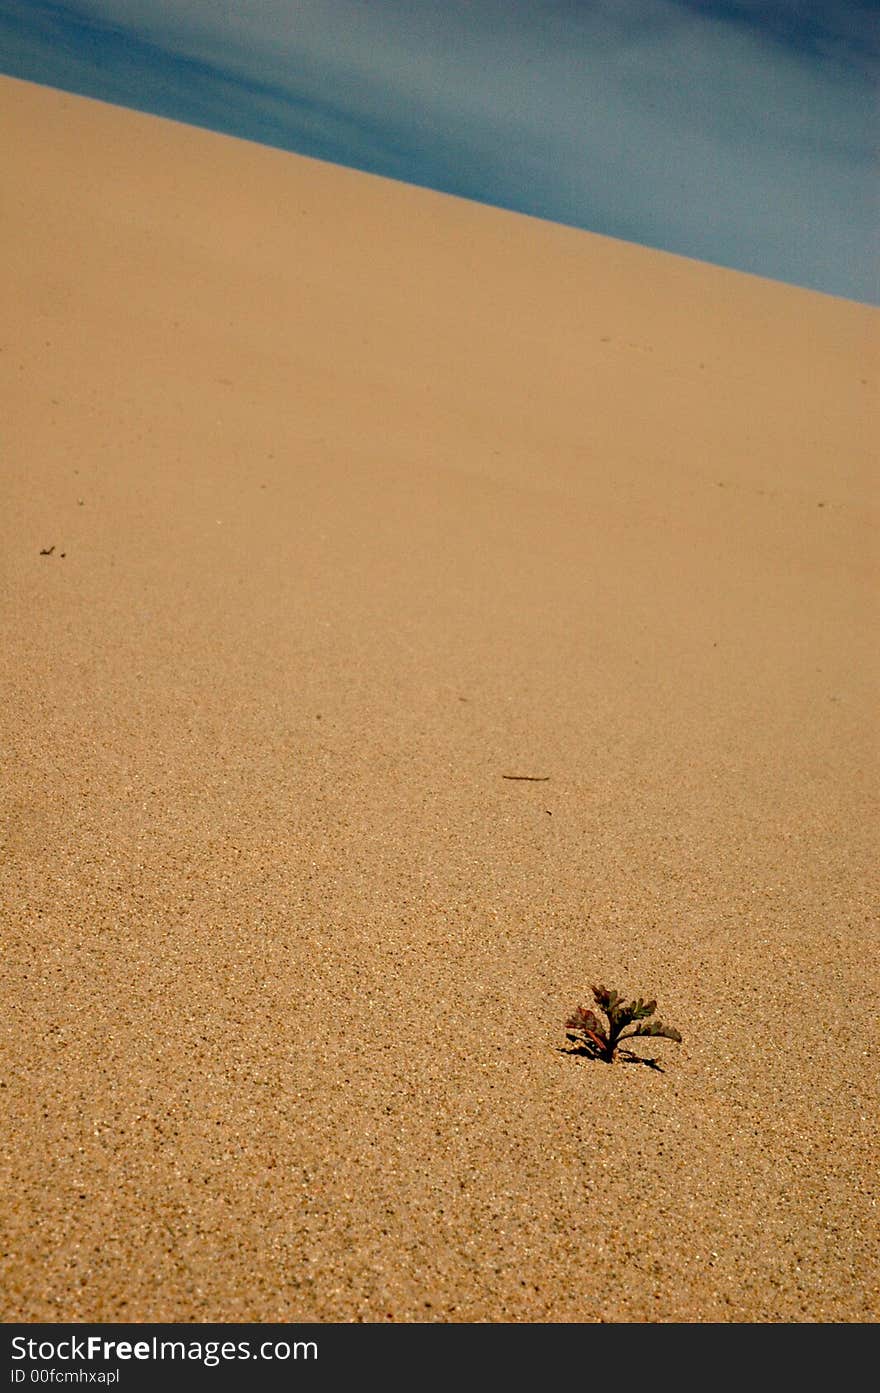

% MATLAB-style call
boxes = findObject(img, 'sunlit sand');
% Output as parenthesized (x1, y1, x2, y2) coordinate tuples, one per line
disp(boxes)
(2, 75, 876, 1322)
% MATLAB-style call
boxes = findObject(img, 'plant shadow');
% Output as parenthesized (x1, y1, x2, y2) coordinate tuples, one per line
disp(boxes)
(559, 1037, 666, 1072)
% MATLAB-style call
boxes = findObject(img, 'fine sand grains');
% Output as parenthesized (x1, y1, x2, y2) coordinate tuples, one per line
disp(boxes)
(1, 74, 877, 1322)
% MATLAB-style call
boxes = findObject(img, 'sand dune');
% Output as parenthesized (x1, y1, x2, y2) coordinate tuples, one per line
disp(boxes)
(1, 74, 877, 1322)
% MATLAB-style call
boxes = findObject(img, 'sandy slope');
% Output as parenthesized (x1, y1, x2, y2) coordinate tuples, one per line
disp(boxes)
(1, 74, 877, 1322)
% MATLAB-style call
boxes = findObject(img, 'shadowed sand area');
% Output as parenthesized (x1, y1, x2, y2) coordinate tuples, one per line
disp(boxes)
(1, 74, 877, 1322)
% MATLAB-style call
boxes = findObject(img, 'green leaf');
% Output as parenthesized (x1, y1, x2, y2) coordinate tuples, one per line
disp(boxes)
(624, 1021, 682, 1043)
(629, 998, 656, 1021)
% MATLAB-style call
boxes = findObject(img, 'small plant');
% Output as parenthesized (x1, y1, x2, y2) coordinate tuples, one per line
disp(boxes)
(566, 984, 682, 1063)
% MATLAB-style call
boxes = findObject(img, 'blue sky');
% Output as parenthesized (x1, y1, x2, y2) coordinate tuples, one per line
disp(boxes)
(2, 1, 877, 302)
